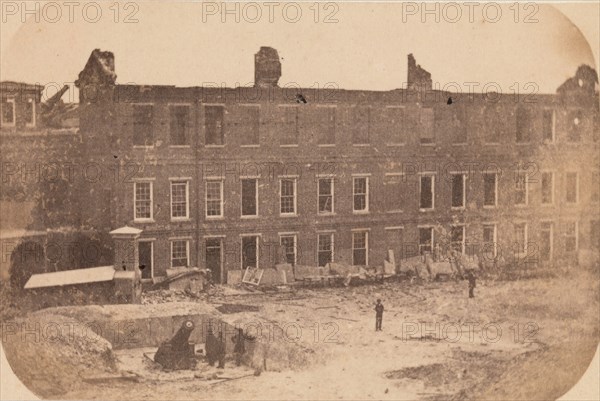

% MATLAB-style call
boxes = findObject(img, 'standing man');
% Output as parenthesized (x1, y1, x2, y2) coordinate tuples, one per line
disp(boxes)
(205, 326, 218, 366)
(466, 271, 476, 298)
(216, 331, 226, 369)
(232, 328, 246, 366)
(375, 299, 384, 331)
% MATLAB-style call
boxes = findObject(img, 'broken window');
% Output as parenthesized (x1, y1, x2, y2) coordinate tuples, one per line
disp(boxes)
(280, 106, 299, 146)
(318, 178, 334, 214)
(237, 105, 260, 146)
(542, 109, 555, 142)
(540, 222, 553, 261)
(241, 178, 258, 216)
(419, 227, 433, 255)
(451, 226, 465, 254)
(383, 175, 404, 212)
(483, 173, 497, 207)
(205, 180, 223, 217)
(484, 106, 503, 144)
(353, 176, 369, 212)
(1, 97, 15, 126)
(317, 106, 336, 145)
(132, 105, 153, 146)
(170, 105, 189, 146)
(592, 172, 599, 203)
(170, 181, 189, 219)
(516, 107, 532, 143)
(171, 240, 189, 267)
(567, 110, 582, 142)
(482, 224, 497, 258)
(280, 235, 297, 266)
(383, 106, 405, 145)
(205, 105, 224, 145)
(351, 106, 370, 145)
(564, 222, 578, 253)
(138, 241, 153, 279)
(541, 172, 554, 205)
(352, 231, 368, 266)
(25, 98, 35, 126)
(419, 175, 434, 210)
(280, 178, 297, 215)
(241, 236, 259, 269)
(134, 181, 153, 220)
(514, 172, 528, 205)
(318, 233, 334, 267)
(451, 174, 466, 208)
(419, 108, 434, 144)
(565, 172, 578, 204)
(514, 223, 527, 255)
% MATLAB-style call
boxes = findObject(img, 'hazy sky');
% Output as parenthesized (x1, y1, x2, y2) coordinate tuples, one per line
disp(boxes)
(1, 2, 597, 100)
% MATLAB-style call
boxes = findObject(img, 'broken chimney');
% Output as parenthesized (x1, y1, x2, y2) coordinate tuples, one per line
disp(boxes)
(255, 47, 282, 88)
(75, 49, 117, 103)
(407, 54, 432, 92)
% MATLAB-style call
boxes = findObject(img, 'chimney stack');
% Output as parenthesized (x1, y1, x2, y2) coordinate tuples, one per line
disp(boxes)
(407, 54, 432, 92)
(255, 47, 282, 88)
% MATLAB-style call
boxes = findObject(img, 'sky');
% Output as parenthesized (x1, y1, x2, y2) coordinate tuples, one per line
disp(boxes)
(0, 2, 598, 101)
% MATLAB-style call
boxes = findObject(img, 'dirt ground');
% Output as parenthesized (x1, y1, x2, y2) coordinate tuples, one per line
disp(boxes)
(2, 269, 599, 400)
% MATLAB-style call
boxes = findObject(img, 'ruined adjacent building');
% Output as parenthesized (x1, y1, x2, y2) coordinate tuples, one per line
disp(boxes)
(2, 47, 599, 284)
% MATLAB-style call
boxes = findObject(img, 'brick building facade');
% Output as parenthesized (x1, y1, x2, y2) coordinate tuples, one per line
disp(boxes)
(6, 47, 598, 284)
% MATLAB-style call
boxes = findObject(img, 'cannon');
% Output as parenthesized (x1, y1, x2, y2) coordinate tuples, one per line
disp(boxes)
(154, 320, 197, 370)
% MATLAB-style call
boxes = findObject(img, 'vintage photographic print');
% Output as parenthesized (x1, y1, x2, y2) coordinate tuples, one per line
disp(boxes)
(0, 1, 598, 400)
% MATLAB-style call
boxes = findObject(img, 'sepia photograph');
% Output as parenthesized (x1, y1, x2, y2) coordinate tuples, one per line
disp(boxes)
(0, 1, 599, 400)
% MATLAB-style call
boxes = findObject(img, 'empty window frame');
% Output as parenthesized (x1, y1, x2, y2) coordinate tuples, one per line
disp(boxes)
(419, 174, 435, 210)
(565, 172, 578, 204)
(170, 105, 190, 145)
(352, 231, 368, 266)
(280, 234, 297, 266)
(451, 173, 466, 208)
(318, 177, 334, 214)
(541, 172, 554, 205)
(317, 106, 336, 145)
(351, 106, 371, 145)
(241, 178, 258, 216)
(317, 233, 334, 267)
(132, 105, 154, 146)
(241, 235, 259, 269)
(482, 224, 497, 258)
(205, 105, 224, 145)
(279, 105, 299, 146)
(419, 227, 434, 255)
(239, 105, 260, 146)
(483, 173, 498, 207)
(1, 97, 15, 126)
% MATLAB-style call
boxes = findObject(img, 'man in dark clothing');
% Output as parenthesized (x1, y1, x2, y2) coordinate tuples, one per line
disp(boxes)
(375, 299, 384, 331)
(466, 271, 476, 298)
(216, 331, 226, 369)
(205, 326, 218, 366)
(232, 328, 246, 366)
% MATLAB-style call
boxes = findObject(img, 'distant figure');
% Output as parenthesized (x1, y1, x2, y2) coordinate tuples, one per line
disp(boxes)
(232, 328, 246, 366)
(205, 326, 218, 366)
(466, 271, 476, 298)
(216, 331, 226, 369)
(375, 299, 384, 331)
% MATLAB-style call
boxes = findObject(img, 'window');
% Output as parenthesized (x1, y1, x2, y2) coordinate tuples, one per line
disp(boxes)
(239, 105, 260, 146)
(170, 105, 189, 146)
(514, 172, 528, 205)
(592, 172, 599, 203)
(171, 240, 189, 267)
(241, 178, 258, 216)
(1, 98, 15, 126)
(451, 174, 466, 208)
(516, 107, 532, 143)
(419, 227, 434, 255)
(419, 108, 434, 144)
(25, 98, 35, 127)
(353, 176, 369, 213)
(132, 105, 153, 146)
(352, 106, 370, 145)
(565, 222, 578, 253)
(317, 233, 334, 267)
(419, 174, 435, 210)
(205, 105, 224, 145)
(451, 226, 465, 254)
(317, 106, 336, 145)
(134, 181, 153, 221)
(241, 235, 259, 269)
(280, 178, 297, 215)
(482, 224, 497, 258)
(541, 172, 554, 205)
(542, 109, 555, 142)
(280, 106, 298, 146)
(138, 241, 153, 279)
(352, 231, 368, 266)
(384, 174, 405, 213)
(540, 222, 553, 261)
(567, 110, 582, 142)
(450, 106, 467, 144)
(170, 181, 189, 219)
(565, 172, 578, 204)
(280, 235, 297, 266)
(514, 223, 527, 255)
(484, 105, 503, 144)
(384, 106, 405, 145)
(318, 178, 334, 214)
(483, 173, 497, 207)
(205, 180, 223, 217)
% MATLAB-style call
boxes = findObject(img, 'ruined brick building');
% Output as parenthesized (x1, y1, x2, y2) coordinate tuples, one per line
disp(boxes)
(2, 47, 599, 284)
